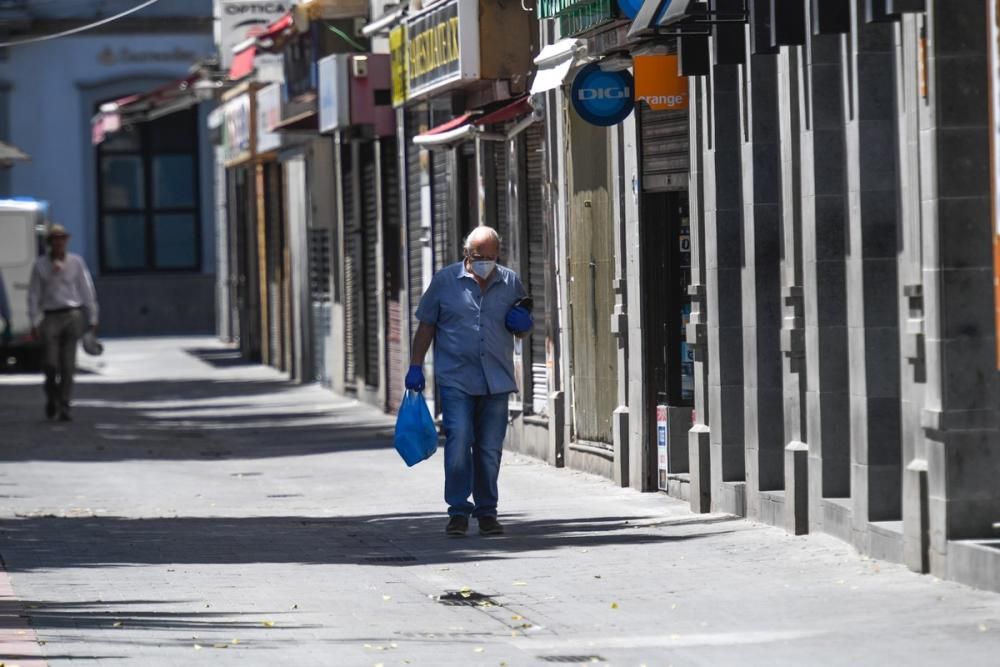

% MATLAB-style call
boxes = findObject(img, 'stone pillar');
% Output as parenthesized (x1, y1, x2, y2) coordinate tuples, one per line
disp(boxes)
(921, 0, 1000, 577)
(777, 46, 809, 535)
(705, 63, 747, 516)
(801, 2, 851, 537)
(688, 76, 712, 513)
(844, 1, 903, 545)
(738, 46, 786, 524)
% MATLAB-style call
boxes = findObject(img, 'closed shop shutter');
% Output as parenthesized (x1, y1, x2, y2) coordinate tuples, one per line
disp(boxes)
(264, 163, 284, 370)
(493, 141, 509, 247)
(432, 149, 451, 272)
(342, 143, 358, 384)
(308, 226, 332, 385)
(361, 142, 379, 388)
(639, 105, 689, 192)
(382, 138, 405, 413)
(525, 124, 548, 415)
(405, 109, 426, 338)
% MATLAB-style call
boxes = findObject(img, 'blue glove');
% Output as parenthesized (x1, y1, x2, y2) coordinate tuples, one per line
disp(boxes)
(505, 305, 533, 334)
(405, 364, 425, 392)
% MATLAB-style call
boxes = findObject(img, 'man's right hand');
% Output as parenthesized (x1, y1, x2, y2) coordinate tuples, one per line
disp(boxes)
(405, 364, 425, 392)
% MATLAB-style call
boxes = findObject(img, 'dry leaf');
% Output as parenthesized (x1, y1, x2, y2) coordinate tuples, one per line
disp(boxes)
(261, 620, 275, 628)
(382, 595, 392, 601)
(231, 639, 240, 645)
(611, 602, 619, 609)
(511, 615, 523, 621)
(979, 624, 988, 632)
(112, 621, 123, 628)
(512, 581, 527, 586)
(213, 644, 229, 649)
(473, 647, 484, 653)
(193, 644, 203, 650)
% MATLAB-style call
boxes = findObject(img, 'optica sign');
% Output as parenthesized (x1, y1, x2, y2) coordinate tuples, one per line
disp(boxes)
(571, 63, 634, 127)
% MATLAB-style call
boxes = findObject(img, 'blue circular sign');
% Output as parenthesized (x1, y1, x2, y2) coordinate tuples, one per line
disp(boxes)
(571, 63, 635, 127)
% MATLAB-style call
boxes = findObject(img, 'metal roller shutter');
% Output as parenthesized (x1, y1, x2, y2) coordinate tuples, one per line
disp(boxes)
(382, 138, 405, 413)
(525, 124, 548, 415)
(265, 163, 284, 369)
(361, 142, 379, 388)
(405, 109, 425, 338)
(639, 104, 689, 192)
(493, 141, 509, 247)
(432, 149, 451, 272)
(308, 226, 332, 385)
(342, 143, 358, 384)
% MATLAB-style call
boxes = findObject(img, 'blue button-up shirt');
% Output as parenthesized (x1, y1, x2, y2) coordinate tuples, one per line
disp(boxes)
(415, 262, 528, 396)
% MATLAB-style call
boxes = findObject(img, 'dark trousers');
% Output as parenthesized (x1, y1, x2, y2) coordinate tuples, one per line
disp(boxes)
(41, 309, 84, 411)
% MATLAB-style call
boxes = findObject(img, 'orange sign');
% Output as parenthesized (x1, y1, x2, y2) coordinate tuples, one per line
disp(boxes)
(634, 54, 688, 111)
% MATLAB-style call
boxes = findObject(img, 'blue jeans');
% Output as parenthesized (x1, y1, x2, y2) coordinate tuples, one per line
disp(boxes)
(439, 385, 510, 518)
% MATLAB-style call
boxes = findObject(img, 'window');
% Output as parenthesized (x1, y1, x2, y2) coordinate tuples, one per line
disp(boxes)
(97, 107, 201, 272)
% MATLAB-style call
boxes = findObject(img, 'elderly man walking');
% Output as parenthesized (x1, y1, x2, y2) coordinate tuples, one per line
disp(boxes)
(28, 225, 99, 422)
(407, 226, 533, 536)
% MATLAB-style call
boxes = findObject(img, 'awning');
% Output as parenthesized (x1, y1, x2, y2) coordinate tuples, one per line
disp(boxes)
(362, 6, 406, 37)
(255, 13, 295, 53)
(229, 43, 257, 81)
(475, 97, 533, 126)
(0, 141, 29, 164)
(425, 113, 476, 136)
(271, 108, 318, 132)
(530, 39, 585, 95)
(91, 76, 204, 145)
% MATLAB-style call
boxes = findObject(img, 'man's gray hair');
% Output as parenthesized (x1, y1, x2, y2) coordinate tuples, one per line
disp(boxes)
(463, 226, 501, 252)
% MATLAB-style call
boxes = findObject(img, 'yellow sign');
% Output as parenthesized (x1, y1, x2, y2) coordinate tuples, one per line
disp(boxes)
(390, 26, 408, 107)
(405, 0, 473, 98)
(634, 54, 688, 111)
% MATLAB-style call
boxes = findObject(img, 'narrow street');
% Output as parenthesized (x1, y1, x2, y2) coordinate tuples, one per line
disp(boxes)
(0, 338, 998, 666)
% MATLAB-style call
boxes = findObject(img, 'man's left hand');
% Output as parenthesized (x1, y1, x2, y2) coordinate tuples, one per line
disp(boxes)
(505, 306, 533, 334)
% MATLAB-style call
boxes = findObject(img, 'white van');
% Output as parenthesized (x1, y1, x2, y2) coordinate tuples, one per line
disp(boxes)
(0, 199, 48, 368)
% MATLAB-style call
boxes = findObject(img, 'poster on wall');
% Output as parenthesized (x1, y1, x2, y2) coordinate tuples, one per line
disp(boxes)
(990, 1, 1000, 368)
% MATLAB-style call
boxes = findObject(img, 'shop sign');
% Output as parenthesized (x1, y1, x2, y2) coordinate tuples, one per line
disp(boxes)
(218, 0, 289, 69)
(405, 0, 480, 100)
(256, 82, 283, 154)
(390, 26, 408, 107)
(570, 63, 634, 127)
(318, 54, 350, 133)
(634, 54, 688, 111)
(223, 94, 253, 164)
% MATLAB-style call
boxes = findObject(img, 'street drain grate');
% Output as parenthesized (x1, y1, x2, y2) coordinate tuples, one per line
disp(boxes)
(538, 657, 606, 664)
(362, 555, 418, 563)
(437, 590, 500, 607)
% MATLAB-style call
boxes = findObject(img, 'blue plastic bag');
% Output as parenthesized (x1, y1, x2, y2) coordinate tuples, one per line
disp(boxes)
(393, 390, 438, 466)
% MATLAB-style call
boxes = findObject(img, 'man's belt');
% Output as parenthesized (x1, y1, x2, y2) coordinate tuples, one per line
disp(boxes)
(43, 307, 81, 315)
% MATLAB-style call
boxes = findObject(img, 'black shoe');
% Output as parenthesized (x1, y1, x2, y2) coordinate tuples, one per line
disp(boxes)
(477, 516, 505, 537)
(445, 516, 468, 537)
(45, 400, 56, 420)
(57, 409, 72, 422)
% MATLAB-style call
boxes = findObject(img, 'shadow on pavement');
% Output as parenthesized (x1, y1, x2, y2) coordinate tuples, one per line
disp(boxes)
(0, 511, 739, 574)
(0, 376, 395, 462)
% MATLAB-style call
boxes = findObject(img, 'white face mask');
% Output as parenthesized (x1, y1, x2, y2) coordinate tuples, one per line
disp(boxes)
(471, 259, 496, 280)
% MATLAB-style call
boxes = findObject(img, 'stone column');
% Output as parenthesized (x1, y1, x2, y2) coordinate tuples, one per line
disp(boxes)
(777, 45, 809, 535)
(705, 63, 747, 516)
(844, 1, 903, 546)
(801, 4, 851, 538)
(738, 45, 786, 524)
(688, 76, 712, 513)
(921, 0, 1000, 579)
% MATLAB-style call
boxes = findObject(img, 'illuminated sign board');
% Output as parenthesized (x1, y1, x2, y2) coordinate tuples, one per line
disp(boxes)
(390, 26, 408, 107)
(405, 0, 480, 100)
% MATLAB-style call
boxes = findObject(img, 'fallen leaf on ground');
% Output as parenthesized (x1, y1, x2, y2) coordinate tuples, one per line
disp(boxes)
(382, 595, 392, 601)
(980, 624, 988, 632)
(511, 615, 522, 621)
(512, 581, 527, 586)
(261, 620, 275, 628)
(112, 621, 123, 628)
(213, 644, 229, 649)
(474, 647, 484, 653)
(231, 639, 240, 645)
(611, 602, 619, 609)
(193, 644, 203, 650)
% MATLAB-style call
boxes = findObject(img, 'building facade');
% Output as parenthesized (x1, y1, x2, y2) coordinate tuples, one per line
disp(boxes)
(0, 0, 217, 336)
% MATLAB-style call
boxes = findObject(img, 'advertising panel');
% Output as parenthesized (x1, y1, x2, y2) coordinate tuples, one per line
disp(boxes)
(256, 82, 283, 154)
(218, 1, 289, 68)
(390, 26, 408, 107)
(634, 54, 688, 111)
(405, 0, 480, 100)
(223, 94, 253, 165)
(657, 405, 668, 489)
(318, 54, 350, 133)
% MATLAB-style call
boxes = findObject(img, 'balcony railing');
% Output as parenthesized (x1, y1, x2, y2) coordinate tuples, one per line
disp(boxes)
(538, 0, 618, 37)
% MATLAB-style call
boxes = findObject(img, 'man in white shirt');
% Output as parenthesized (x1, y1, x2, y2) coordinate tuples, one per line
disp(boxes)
(27, 225, 99, 421)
